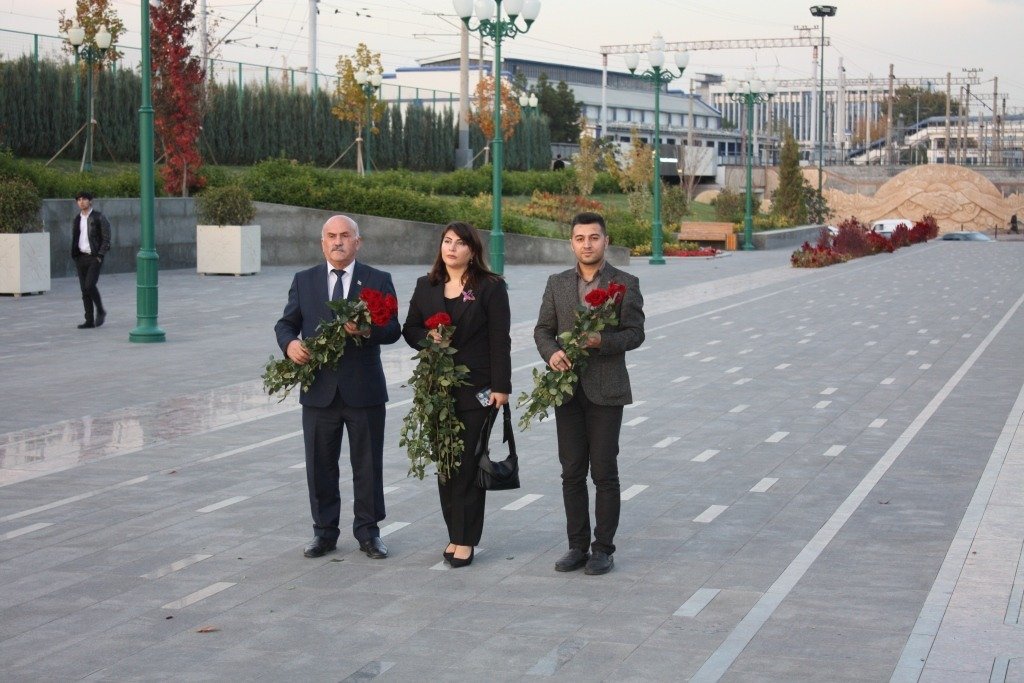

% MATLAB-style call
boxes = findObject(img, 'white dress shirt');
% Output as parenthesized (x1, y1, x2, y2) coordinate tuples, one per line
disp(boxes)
(78, 210, 93, 254)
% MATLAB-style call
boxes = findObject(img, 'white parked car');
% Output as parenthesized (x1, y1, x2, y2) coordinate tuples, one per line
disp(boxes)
(870, 218, 915, 237)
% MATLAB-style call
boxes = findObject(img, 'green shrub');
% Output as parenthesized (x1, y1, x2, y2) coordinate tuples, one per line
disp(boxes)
(661, 184, 689, 227)
(0, 150, 149, 200)
(713, 187, 743, 223)
(431, 167, 492, 196)
(196, 185, 257, 225)
(752, 213, 792, 230)
(0, 175, 43, 233)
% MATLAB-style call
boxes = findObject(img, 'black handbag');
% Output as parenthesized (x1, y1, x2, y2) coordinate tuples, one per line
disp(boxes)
(475, 404, 520, 490)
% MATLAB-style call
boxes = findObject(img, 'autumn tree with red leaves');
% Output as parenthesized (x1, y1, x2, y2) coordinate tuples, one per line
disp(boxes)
(150, 0, 206, 196)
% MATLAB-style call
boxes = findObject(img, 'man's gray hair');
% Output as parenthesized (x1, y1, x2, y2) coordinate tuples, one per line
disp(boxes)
(323, 214, 360, 237)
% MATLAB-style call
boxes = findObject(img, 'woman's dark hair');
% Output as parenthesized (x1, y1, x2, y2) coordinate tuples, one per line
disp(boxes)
(427, 221, 501, 290)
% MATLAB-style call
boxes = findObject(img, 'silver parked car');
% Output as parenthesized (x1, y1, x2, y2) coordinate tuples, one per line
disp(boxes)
(869, 218, 915, 237)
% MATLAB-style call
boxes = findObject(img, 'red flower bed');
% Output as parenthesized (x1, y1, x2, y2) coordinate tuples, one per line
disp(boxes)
(793, 214, 939, 268)
(664, 246, 719, 257)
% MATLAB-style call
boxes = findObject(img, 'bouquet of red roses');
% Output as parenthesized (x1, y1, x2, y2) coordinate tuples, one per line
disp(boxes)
(517, 282, 626, 430)
(400, 312, 471, 480)
(262, 288, 398, 401)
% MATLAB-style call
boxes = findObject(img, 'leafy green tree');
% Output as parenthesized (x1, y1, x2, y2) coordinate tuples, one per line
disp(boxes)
(535, 73, 582, 143)
(572, 119, 600, 196)
(891, 85, 952, 125)
(773, 127, 806, 225)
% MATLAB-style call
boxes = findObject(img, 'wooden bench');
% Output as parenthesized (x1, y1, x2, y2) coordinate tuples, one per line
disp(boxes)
(678, 222, 738, 251)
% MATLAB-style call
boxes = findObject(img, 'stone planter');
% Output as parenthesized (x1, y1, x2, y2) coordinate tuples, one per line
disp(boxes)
(196, 224, 261, 275)
(0, 232, 51, 296)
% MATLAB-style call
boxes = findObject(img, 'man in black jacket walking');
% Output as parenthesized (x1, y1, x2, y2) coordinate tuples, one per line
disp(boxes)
(70, 191, 111, 329)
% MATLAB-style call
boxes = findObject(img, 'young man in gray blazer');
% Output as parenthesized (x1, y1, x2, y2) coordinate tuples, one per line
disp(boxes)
(533, 212, 645, 575)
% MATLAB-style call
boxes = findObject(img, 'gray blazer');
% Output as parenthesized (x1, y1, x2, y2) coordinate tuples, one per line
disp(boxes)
(533, 263, 645, 406)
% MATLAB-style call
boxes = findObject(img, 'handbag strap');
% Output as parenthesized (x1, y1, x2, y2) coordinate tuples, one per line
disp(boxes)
(501, 404, 517, 459)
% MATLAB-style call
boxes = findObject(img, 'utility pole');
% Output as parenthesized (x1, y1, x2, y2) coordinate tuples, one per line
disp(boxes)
(945, 72, 951, 165)
(992, 77, 999, 166)
(961, 68, 983, 165)
(886, 64, 894, 166)
(308, 0, 317, 92)
(199, 0, 208, 74)
(456, 24, 472, 168)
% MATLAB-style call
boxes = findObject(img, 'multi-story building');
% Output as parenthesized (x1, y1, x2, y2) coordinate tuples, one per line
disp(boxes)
(394, 55, 743, 178)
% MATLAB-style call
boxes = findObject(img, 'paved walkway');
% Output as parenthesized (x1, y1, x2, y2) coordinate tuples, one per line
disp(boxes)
(2, 243, 1024, 681)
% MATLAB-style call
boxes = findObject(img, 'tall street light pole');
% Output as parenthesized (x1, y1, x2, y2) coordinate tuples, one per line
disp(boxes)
(66, 22, 112, 173)
(810, 4, 837, 194)
(455, 0, 541, 276)
(130, 0, 165, 343)
(725, 74, 775, 252)
(518, 91, 537, 170)
(625, 33, 689, 265)
(354, 68, 383, 176)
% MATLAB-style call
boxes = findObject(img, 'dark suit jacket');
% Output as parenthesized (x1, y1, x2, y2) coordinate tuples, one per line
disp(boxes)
(275, 261, 401, 408)
(402, 275, 512, 412)
(71, 210, 111, 259)
(533, 263, 645, 406)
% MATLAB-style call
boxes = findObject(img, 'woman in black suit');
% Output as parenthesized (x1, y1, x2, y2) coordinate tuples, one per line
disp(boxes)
(402, 221, 512, 568)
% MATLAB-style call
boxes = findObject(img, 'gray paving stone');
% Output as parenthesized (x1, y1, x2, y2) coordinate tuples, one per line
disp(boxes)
(3, 245, 1024, 679)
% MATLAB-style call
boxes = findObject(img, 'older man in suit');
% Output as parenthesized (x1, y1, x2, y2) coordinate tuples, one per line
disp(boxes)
(275, 215, 401, 559)
(533, 211, 645, 575)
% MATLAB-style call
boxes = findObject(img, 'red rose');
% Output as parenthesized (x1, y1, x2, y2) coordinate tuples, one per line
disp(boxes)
(359, 289, 398, 327)
(425, 312, 452, 330)
(607, 282, 627, 302)
(584, 288, 610, 307)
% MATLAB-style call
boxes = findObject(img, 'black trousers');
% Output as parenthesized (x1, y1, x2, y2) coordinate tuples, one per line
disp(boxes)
(438, 406, 490, 545)
(74, 254, 104, 323)
(554, 387, 623, 555)
(302, 389, 386, 543)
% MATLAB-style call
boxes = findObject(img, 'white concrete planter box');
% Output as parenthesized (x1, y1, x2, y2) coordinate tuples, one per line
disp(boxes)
(196, 224, 261, 275)
(0, 232, 51, 296)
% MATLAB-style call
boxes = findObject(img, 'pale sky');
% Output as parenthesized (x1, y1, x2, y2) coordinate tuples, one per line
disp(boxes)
(4, 0, 1022, 108)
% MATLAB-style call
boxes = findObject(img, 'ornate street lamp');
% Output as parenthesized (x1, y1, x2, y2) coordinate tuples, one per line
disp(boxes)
(454, 0, 541, 276)
(130, 0, 165, 343)
(724, 73, 776, 251)
(354, 68, 383, 176)
(517, 91, 538, 170)
(66, 22, 112, 173)
(625, 33, 689, 265)
(810, 4, 837, 194)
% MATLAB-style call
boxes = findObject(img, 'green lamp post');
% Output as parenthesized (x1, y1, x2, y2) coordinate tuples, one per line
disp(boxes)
(625, 33, 689, 265)
(810, 4, 837, 193)
(518, 91, 538, 170)
(354, 68, 382, 176)
(454, 0, 541, 276)
(724, 73, 775, 251)
(66, 21, 112, 173)
(130, 0, 165, 343)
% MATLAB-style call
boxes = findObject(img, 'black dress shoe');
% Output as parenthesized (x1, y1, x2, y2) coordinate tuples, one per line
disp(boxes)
(554, 548, 589, 572)
(78, 322, 95, 329)
(584, 550, 614, 575)
(449, 547, 474, 568)
(95, 310, 106, 327)
(443, 544, 455, 563)
(359, 537, 388, 559)
(303, 537, 336, 558)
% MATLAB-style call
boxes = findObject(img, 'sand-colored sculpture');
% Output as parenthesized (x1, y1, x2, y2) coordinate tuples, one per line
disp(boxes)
(824, 165, 1023, 233)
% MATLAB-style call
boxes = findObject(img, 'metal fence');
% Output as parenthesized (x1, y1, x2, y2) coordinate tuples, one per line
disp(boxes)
(1, 27, 459, 109)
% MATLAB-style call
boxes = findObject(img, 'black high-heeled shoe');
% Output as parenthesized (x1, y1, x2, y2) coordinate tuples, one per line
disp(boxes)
(449, 547, 474, 568)
(443, 544, 455, 563)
